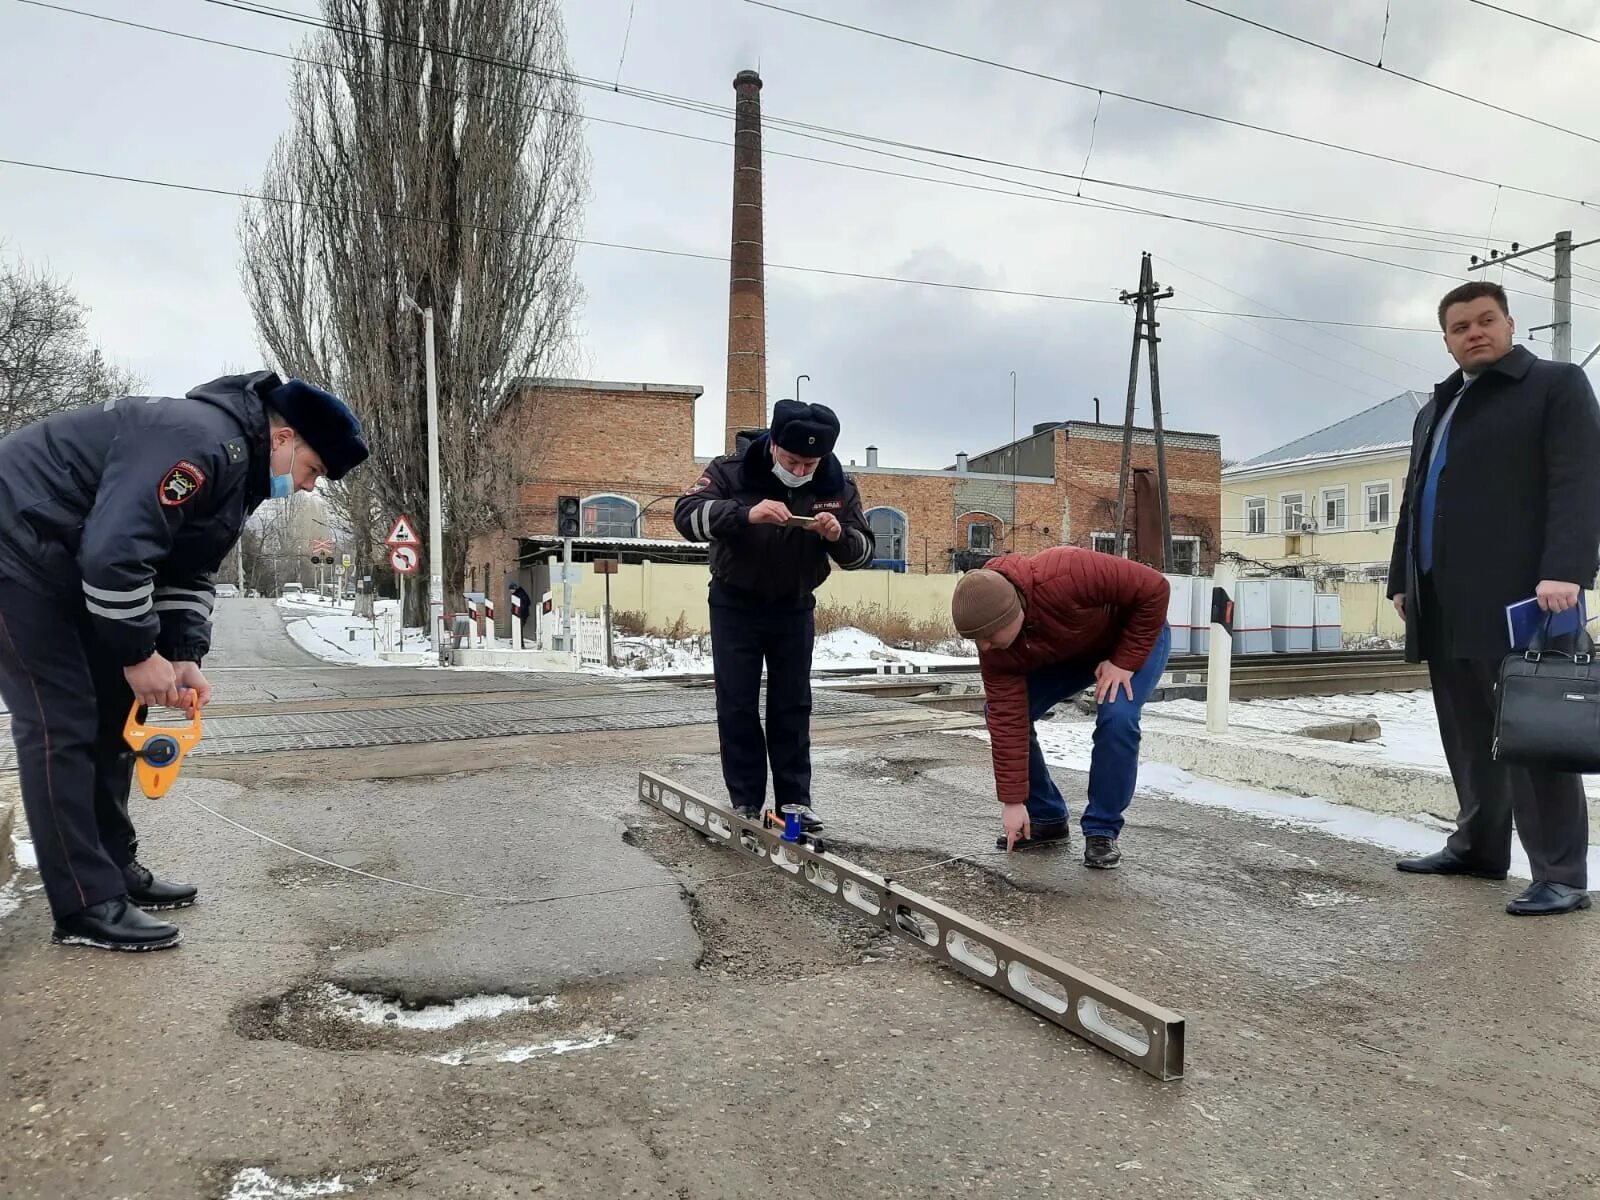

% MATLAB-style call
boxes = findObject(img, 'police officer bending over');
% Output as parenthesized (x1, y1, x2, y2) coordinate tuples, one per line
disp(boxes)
(0, 371, 369, 951)
(674, 400, 875, 830)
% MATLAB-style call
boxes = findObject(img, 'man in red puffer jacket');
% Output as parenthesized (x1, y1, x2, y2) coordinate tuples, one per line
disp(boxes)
(952, 547, 1172, 869)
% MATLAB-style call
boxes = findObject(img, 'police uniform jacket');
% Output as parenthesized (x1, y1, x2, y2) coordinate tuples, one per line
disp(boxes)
(674, 434, 876, 607)
(0, 371, 276, 666)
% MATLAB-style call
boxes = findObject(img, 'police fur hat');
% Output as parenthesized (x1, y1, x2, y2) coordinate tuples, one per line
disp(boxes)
(264, 379, 370, 481)
(770, 399, 840, 458)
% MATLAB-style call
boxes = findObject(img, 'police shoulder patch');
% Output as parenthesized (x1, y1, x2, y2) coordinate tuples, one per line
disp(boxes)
(689, 476, 711, 493)
(158, 460, 207, 507)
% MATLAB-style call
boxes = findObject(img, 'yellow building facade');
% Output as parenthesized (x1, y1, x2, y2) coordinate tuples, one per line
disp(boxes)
(1221, 392, 1427, 581)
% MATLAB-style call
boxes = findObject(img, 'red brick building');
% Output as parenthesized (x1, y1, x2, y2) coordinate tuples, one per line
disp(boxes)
(466, 378, 1221, 596)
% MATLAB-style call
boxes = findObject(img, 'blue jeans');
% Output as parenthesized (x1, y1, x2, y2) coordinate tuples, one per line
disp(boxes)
(1023, 625, 1172, 838)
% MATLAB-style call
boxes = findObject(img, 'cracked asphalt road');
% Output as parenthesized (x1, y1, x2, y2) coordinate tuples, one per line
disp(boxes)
(0, 601, 1595, 1199)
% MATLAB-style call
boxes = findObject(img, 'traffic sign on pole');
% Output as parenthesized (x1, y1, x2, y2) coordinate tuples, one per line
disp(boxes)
(385, 514, 420, 548)
(389, 545, 420, 575)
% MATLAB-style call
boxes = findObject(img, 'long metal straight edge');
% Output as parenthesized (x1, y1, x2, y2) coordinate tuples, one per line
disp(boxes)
(637, 771, 1184, 1081)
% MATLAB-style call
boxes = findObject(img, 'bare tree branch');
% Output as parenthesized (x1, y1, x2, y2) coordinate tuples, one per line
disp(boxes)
(0, 250, 142, 436)
(239, 0, 587, 620)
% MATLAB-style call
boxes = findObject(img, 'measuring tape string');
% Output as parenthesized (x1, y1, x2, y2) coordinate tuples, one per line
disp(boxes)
(181, 797, 998, 909)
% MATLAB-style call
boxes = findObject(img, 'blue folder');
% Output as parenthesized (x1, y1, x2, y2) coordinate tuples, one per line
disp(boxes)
(1505, 593, 1589, 650)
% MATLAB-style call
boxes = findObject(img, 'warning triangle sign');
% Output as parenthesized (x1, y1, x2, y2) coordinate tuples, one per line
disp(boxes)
(385, 514, 420, 547)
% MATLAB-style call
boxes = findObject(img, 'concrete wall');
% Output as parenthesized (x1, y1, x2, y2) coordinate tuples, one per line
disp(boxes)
(552, 565, 1600, 645)
(549, 558, 962, 633)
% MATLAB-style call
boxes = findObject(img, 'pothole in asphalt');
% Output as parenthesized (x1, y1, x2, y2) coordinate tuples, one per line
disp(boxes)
(847, 754, 953, 784)
(233, 981, 630, 1065)
(624, 816, 1040, 980)
(316, 984, 556, 1030)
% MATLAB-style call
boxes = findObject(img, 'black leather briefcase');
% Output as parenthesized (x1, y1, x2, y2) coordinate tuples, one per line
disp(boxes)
(1493, 617, 1600, 774)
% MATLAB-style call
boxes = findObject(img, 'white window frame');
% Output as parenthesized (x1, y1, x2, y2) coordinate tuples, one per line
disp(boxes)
(1363, 480, 1392, 529)
(1320, 486, 1347, 532)
(580, 493, 641, 539)
(1279, 491, 1307, 535)
(1244, 496, 1267, 536)
(967, 520, 997, 551)
(1169, 535, 1201, 575)
(1090, 531, 1123, 556)
(864, 506, 907, 563)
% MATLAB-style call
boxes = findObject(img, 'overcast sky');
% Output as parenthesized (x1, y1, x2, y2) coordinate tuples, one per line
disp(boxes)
(3, 0, 1598, 468)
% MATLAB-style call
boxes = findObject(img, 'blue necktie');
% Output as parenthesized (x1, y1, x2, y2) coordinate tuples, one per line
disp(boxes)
(1418, 392, 1463, 574)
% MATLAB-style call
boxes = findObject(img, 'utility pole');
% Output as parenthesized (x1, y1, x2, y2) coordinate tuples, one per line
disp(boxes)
(1469, 231, 1600, 364)
(1114, 252, 1175, 570)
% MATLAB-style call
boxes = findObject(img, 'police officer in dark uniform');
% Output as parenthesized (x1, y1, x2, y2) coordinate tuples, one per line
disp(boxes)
(674, 400, 875, 829)
(0, 371, 368, 951)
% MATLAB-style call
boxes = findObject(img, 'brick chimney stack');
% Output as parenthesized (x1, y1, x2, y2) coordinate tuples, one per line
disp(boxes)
(724, 69, 767, 455)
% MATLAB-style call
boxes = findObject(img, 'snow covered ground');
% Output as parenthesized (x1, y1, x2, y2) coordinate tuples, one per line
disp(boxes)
(1157, 692, 1600, 802)
(962, 711, 1600, 882)
(277, 597, 431, 665)
(608, 626, 975, 676)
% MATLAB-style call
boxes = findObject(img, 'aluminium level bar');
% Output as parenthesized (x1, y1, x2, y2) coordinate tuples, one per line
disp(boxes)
(637, 771, 1185, 1081)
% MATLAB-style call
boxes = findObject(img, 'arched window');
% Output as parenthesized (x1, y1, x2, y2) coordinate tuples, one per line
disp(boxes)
(581, 494, 641, 538)
(866, 506, 907, 563)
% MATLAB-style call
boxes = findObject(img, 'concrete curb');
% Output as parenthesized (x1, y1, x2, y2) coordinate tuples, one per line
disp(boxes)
(1138, 717, 1600, 838)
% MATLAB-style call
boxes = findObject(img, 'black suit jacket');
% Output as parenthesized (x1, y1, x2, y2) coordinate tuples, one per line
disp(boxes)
(1388, 345, 1600, 661)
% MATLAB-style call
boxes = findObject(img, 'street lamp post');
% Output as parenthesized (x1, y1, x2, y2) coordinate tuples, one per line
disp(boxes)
(400, 291, 446, 655)
(796, 373, 809, 404)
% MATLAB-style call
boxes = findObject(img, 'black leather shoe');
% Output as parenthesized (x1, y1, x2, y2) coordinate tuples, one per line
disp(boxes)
(996, 820, 1071, 851)
(1083, 835, 1123, 870)
(52, 898, 182, 951)
(1395, 849, 1508, 880)
(1506, 882, 1592, 916)
(122, 860, 198, 911)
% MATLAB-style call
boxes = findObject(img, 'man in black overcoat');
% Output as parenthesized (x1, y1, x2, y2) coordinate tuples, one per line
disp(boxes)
(1389, 281, 1600, 916)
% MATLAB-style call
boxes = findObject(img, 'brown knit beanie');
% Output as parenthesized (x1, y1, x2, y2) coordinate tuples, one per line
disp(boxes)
(951, 570, 1022, 640)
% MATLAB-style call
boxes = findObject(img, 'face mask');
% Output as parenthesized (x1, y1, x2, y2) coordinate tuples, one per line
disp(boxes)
(771, 447, 815, 489)
(270, 439, 300, 498)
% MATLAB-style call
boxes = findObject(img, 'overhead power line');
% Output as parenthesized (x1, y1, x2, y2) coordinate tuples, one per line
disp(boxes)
(1464, 0, 1600, 48)
(12, 0, 1511, 261)
(738, 0, 1599, 210)
(1179, 0, 1600, 148)
(21, 0, 1569, 304)
(0, 154, 1442, 331)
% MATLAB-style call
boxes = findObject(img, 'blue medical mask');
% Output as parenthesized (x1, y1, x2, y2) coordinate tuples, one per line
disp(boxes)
(270, 439, 301, 498)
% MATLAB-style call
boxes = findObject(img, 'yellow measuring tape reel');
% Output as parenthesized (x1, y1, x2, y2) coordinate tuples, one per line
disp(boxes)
(123, 699, 204, 799)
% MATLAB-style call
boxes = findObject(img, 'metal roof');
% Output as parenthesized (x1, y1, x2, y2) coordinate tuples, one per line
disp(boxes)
(1227, 391, 1428, 474)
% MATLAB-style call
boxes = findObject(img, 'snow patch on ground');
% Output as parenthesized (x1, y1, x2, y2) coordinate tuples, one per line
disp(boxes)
(225, 1167, 375, 1199)
(13, 831, 36, 870)
(316, 984, 556, 1031)
(0, 879, 21, 925)
(428, 1033, 616, 1066)
(958, 718, 1600, 882)
(279, 598, 432, 666)
(608, 626, 975, 676)
(1158, 692, 1600, 800)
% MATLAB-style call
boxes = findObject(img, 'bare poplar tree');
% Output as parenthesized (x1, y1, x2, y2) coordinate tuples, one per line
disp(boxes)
(239, 0, 587, 619)
(0, 252, 142, 437)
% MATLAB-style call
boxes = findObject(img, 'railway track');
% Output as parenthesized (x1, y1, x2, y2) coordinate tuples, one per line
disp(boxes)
(813, 648, 1424, 710)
